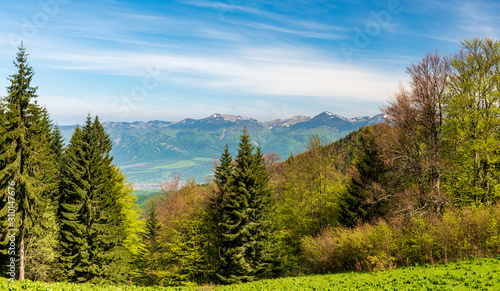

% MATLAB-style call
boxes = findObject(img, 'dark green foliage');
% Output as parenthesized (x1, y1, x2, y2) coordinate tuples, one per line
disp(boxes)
(211, 128, 277, 284)
(4, 38, 500, 289)
(0, 44, 58, 281)
(339, 124, 392, 227)
(58, 115, 130, 283)
(208, 144, 233, 280)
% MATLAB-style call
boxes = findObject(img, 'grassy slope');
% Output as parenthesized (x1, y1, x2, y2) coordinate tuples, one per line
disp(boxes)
(2, 258, 499, 290)
(219, 258, 500, 290)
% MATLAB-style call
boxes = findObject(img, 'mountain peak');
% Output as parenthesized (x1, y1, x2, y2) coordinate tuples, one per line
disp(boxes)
(211, 113, 222, 118)
(204, 113, 256, 123)
(314, 111, 347, 120)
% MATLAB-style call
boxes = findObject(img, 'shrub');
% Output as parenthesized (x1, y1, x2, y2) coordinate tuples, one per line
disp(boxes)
(302, 221, 396, 273)
(302, 204, 500, 273)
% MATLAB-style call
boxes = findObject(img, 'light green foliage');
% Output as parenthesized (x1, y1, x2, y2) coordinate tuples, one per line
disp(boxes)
(274, 134, 344, 238)
(443, 38, 500, 205)
(142, 179, 212, 286)
(133, 197, 165, 286)
(0, 277, 188, 290)
(4, 39, 500, 290)
(271, 134, 344, 273)
(160, 218, 207, 287)
(116, 176, 144, 258)
(301, 222, 396, 273)
(24, 205, 60, 282)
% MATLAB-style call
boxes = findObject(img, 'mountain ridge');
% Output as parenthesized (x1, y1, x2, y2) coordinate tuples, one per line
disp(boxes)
(59, 111, 385, 188)
(97, 111, 383, 131)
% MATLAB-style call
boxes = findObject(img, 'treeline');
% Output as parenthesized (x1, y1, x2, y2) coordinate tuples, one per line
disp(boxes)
(1, 38, 500, 287)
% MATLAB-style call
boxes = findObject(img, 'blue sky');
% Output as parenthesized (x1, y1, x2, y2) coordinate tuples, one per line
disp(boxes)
(1, 0, 499, 125)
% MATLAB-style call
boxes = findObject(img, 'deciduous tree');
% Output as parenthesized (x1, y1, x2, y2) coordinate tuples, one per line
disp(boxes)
(382, 51, 451, 216)
(443, 38, 500, 205)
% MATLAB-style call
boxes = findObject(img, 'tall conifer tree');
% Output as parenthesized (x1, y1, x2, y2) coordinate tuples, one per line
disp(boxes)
(134, 197, 164, 286)
(212, 128, 275, 284)
(58, 115, 129, 283)
(339, 125, 391, 226)
(0, 44, 56, 281)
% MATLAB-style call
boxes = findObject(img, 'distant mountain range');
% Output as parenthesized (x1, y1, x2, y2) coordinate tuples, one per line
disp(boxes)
(60, 112, 384, 188)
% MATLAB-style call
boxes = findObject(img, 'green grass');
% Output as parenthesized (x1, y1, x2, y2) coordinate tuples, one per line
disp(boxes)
(219, 258, 500, 290)
(3, 258, 499, 290)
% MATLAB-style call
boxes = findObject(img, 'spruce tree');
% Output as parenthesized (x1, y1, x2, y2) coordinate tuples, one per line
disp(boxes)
(210, 144, 234, 282)
(213, 128, 276, 284)
(58, 125, 86, 280)
(134, 197, 164, 286)
(0, 44, 56, 281)
(244, 146, 276, 278)
(58, 115, 129, 283)
(339, 125, 391, 227)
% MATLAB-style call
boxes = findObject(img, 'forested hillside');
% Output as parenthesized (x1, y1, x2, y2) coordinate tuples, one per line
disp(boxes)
(1, 38, 500, 288)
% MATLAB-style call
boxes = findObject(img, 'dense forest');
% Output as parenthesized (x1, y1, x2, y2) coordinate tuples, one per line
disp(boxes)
(0, 38, 500, 287)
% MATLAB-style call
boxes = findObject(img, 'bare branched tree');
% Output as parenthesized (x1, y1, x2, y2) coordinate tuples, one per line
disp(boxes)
(382, 52, 451, 216)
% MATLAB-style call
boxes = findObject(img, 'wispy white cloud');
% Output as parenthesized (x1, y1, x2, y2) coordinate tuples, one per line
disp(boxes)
(182, 0, 272, 17)
(32, 41, 402, 103)
(183, 0, 344, 36)
(9, 0, 493, 125)
(454, 1, 500, 38)
(228, 21, 343, 40)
